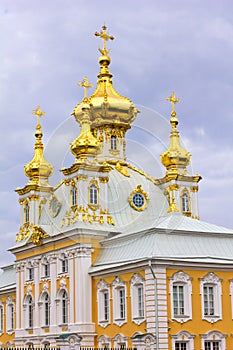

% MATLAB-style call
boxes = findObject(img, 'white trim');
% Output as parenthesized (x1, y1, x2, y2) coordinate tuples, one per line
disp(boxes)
(130, 273, 145, 325)
(6, 296, 14, 334)
(98, 334, 111, 348)
(171, 330, 195, 350)
(97, 280, 110, 328)
(169, 271, 192, 323)
(201, 330, 227, 350)
(112, 276, 127, 327)
(112, 333, 128, 348)
(200, 272, 222, 323)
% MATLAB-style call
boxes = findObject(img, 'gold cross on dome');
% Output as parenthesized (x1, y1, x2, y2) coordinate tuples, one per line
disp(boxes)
(32, 105, 46, 126)
(78, 76, 93, 99)
(95, 25, 114, 55)
(166, 91, 180, 115)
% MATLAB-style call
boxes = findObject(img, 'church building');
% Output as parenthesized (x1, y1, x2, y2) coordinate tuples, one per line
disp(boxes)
(1, 25, 233, 350)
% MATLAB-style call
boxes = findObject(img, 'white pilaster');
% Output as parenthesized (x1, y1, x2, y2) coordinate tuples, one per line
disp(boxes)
(48, 254, 57, 334)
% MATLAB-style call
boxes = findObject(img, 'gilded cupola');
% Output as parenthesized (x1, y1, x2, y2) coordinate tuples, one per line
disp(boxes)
(23, 106, 53, 186)
(161, 92, 191, 175)
(70, 79, 100, 159)
(72, 25, 139, 131)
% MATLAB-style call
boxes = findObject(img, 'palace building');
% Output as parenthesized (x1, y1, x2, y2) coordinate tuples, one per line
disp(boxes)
(1, 25, 233, 350)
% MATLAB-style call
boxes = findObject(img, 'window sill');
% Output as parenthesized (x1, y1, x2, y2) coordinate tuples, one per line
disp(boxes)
(132, 316, 145, 325)
(113, 318, 127, 327)
(7, 330, 14, 335)
(98, 320, 110, 328)
(203, 315, 221, 323)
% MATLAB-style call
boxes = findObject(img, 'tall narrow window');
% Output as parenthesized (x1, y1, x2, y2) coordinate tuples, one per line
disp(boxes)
(170, 271, 192, 323)
(44, 293, 50, 326)
(113, 277, 127, 326)
(10, 305, 14, 330)
(173, 285, 184, 316)
(97, 280, 110, 327)
(138, 285, 144, 317)
(119, 288, 125, 319)
(28, 296, 33, 328)
(182, 193, 190, 213)
(71, 185, 77, 206)
(28, 267, 34, 281)
(111, 135, 117, 150)
(42, 258, 50, 278)
(0, 305, 3, 332)
(204, 286, 214, 316)
(25, 203, 29, 223)
(90, 183, 98, 205)
(61, 290, 68, 324)
(200, 273, 222, 322)
(61, 255, 68, 273)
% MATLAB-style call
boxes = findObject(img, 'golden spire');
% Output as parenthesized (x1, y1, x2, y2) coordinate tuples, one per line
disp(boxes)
(95, 24, 114, 56)
(24, 106, 53, 186)
(78, 76, 93, 100)
(160, 92, 191, 175)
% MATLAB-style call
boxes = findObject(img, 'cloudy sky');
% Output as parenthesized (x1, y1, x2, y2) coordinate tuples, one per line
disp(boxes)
(1, 0, 233, 267)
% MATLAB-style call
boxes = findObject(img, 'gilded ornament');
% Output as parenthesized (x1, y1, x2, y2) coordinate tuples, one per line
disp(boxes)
(128, 185, 149, 212)
(49, 195, 61, 217)
(115, 162, 130, 177)
(99, 177, 109, 183)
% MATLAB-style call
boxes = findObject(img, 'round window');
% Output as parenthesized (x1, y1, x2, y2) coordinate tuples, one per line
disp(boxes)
(132, 193, 145, 208)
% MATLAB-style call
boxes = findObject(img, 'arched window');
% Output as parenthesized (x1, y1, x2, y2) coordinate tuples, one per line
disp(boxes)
(28, 296, 33, 328)
(111, 135, 117, 150)
(182, 192, 190, 213)
(44, 293, 50, 326)
(71, 185, 77, 206)
(90, 183, 98, 205)
(61, 290, 68, 324)
(25, 203, 29, 223)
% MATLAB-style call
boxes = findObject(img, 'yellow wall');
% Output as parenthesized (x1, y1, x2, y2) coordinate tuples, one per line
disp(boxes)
(0, 293, 16, 345)
(93, 270, 146, 347)
(167, 268, 233, 349)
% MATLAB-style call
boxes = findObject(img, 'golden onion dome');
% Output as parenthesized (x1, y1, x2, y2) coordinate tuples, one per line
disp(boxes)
(70, 98, 100, 158)
(161, 92, 191, 175)
(24, 106, 53, 185)
(72, 25, 139, 129)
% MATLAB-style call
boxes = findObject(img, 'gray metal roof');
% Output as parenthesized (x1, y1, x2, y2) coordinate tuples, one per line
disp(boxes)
(0, 265, 16, 292)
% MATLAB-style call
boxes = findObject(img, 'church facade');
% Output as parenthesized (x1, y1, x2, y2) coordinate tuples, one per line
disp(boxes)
(1, 26, 233, 350)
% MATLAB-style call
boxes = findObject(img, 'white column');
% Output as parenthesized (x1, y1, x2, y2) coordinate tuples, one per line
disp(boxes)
(33, 259, 40, 335)
(74, 245, 95, 346)
(145, 265, 168, 350)
(15, 263, 21, 332)
(68, 250, 75, 329)
(48, 254, 57, 333)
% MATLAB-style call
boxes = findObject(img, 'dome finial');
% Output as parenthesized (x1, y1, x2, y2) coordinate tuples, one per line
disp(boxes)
(95, 25, 114, 56)
(32, 105, 46, 130)
(78, 76, 93, 101)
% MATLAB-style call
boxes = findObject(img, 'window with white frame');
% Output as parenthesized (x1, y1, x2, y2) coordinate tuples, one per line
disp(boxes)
(25, 202, 30, 223)
(59, 253, 68, 274)
(71, 185, 77, 206)
(40, 292, 50, 327)
(200, 273, 222, 322)
(181, 192, 190, 213)
(23, 294, 34, 329)
(6, 297, 14, 333)
(112, 276, 127, 326)
(89, 182, 98, 205)
(41, 258, 50, 278)
(97, 280, 110, 327)
(170, 271, 192, 323)
(27, 264, 34, 281)
(98, 335, 111, 349)
(113, 334, 128, 349)
(110, 135, 117, 150)
(58, 289, 68, 325)
(130, 273, 145, 324)
(0, 302, 3, 333)
(172, 331, 195, 350)
(201, 330, 226, 350)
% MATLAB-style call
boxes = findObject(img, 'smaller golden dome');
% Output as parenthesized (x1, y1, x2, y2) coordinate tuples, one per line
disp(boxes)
(70, 98, 100, 158)
(24, 106, 53, 186)
(161, 92, 191, 175)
